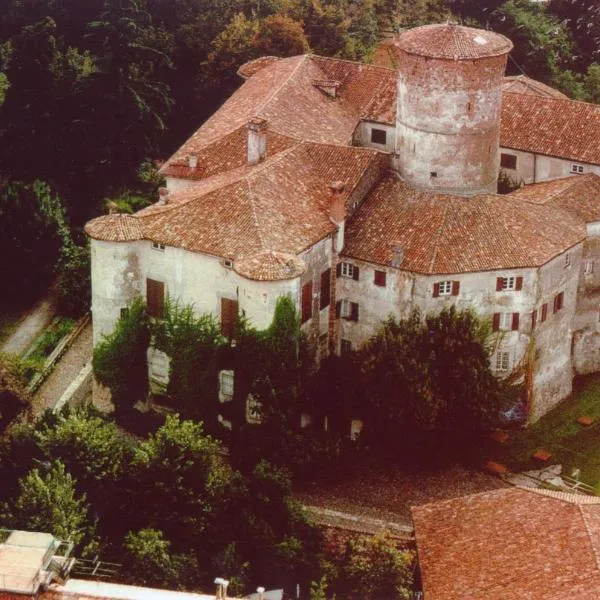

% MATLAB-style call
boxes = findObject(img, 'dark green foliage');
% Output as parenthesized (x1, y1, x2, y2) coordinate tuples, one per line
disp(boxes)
(55, 241, 91, 317)
(153, 300, 224, 424)
(0, 180, 65, 302)
(93, 297, 150, 412)
(123, 528, 199, 589)
(358, 308, 511, 450)
(0, 460, 96, 552)
(229, 296, 313, 472)
(340, 532, 414, 599)
(497, 169, 522, 194)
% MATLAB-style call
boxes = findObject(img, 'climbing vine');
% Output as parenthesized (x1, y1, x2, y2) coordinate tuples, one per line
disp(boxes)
(92, 297, 150, 413)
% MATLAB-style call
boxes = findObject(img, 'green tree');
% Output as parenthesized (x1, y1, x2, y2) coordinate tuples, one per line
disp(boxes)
(255, 14, 310, 56)
(342, 532, 413, 599)
(84, 0, 173, 188)
(1, 461, 94, 550)
(92, 297, 150, 412)
(0, 180, 65, 302)
(488, 0, 575, 91)
(123, 528, 198, 588)
(129, 415, 241, 551)
(359, 308, 510, 449)
(584, 63, 600, 104)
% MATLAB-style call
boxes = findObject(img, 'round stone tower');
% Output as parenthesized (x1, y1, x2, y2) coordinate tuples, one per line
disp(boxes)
(393, 24, 513, 196)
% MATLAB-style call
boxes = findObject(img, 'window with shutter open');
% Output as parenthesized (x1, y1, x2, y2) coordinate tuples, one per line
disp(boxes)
(320, 269, 331, 309)
(301, 281, 313, 323)
(221, 297, 238, 339)
(146, 278, 165, 318)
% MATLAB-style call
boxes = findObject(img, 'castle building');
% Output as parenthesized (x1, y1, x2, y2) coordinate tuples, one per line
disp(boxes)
(85, 24, 600, 422)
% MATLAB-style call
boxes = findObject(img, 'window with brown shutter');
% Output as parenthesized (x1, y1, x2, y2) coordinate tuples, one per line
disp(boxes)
(301, 281, 313, 323)
(516, 276, 523, 291)
(496, 277, 503, 292)
(511, 313, 519, 331)
(554, 291, 564, 313)
(350, 302, 359, 322)
(221, 298, 238, 339)
(320, 269, 331, 309)
(374, 270, 386, 287)
(492, 313, 500, 331)
(433, 282, 440, 297)
(531, 310, 537, 330)
(146, 278, 165, 318)
(541, 303, 548, 322)
(452, 281, 460, 296)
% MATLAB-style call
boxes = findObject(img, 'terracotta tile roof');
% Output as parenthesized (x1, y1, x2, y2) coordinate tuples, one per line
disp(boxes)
(160, 55, 400, 181)
(237, 55, 281, 79)
(501, 92, 600, 165)
(88, 143, 382, 279)
(85, 214, 143, 242)
(412, 487, 600, 600)
(160, 125, 297, 181)
(393, 24, 512, 60)
(234, 250, 306, 281)
(502, 75, 568, 99)
(342, 172, 585, 273)
(508, 173, 600, 224)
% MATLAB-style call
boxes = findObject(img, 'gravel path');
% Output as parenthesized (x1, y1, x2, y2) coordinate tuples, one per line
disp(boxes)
(1, 296, 56, 356)
(295, 461, 508, 529)
(32, 323, 93, 417)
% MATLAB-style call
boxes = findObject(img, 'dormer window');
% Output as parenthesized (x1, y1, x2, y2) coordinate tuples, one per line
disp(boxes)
(370, 128, 387, 145)
(152, 242, 165, 251)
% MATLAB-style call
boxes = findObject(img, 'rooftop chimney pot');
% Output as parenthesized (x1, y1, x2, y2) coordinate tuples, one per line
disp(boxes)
(158, 187, 169, 206)
(247, 117, 268, 165)
(188, 154, 198, 168)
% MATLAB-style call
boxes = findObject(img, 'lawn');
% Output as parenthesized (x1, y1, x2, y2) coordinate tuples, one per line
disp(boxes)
(486, 374, 600, 492)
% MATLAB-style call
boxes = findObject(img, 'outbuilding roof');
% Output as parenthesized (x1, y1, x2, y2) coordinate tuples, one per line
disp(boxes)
(412, 487, 600, 600)
(501, 92, 600, 165)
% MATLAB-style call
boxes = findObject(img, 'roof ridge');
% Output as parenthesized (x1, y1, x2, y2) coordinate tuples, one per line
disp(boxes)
(503, 90, 600, 110)
(427, 195, 451, 273)
(310, 53, 394, 73)
(579, 504, 600, 573)
(246, 178, 267, 252)
(254, 55, 309, 119)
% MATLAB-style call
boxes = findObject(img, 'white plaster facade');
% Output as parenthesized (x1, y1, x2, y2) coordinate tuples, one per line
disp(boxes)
(499, 148, 600, 185)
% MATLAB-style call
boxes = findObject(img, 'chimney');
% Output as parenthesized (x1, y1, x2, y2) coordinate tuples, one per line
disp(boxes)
(157, 187, 169, 206)
(391, 243, 404, 267)
(214, 577, 229, 599)
(188, 154, 198, 169)
(329, 181, 346, 224)
(247, 117, 268, 165)
(329, 181, 346, 253)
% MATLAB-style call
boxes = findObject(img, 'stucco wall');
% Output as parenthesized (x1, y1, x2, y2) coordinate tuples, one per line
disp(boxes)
(529, 246, 582, 421)
(573, 232, 600, 374)
(395, 53, 507, 195)
(91, 239, 302, 346)
(353, 122, 396, 154)
(499, 148, 600, 185)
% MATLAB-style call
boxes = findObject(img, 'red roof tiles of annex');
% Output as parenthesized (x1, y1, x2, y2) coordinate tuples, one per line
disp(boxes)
(342, 172, 585, 274)
(393, 24, 513, 61)
(412, 487, 600, 600)
(502, 74, 568, 100)
(88, 142, 382, 272)
(510, 173, 600, 224)
(501, 92, 600, 165)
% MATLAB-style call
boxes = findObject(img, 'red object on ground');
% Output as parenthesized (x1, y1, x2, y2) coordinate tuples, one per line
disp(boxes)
(532, 450, 552, 461)
(577, 416, 594, 426)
